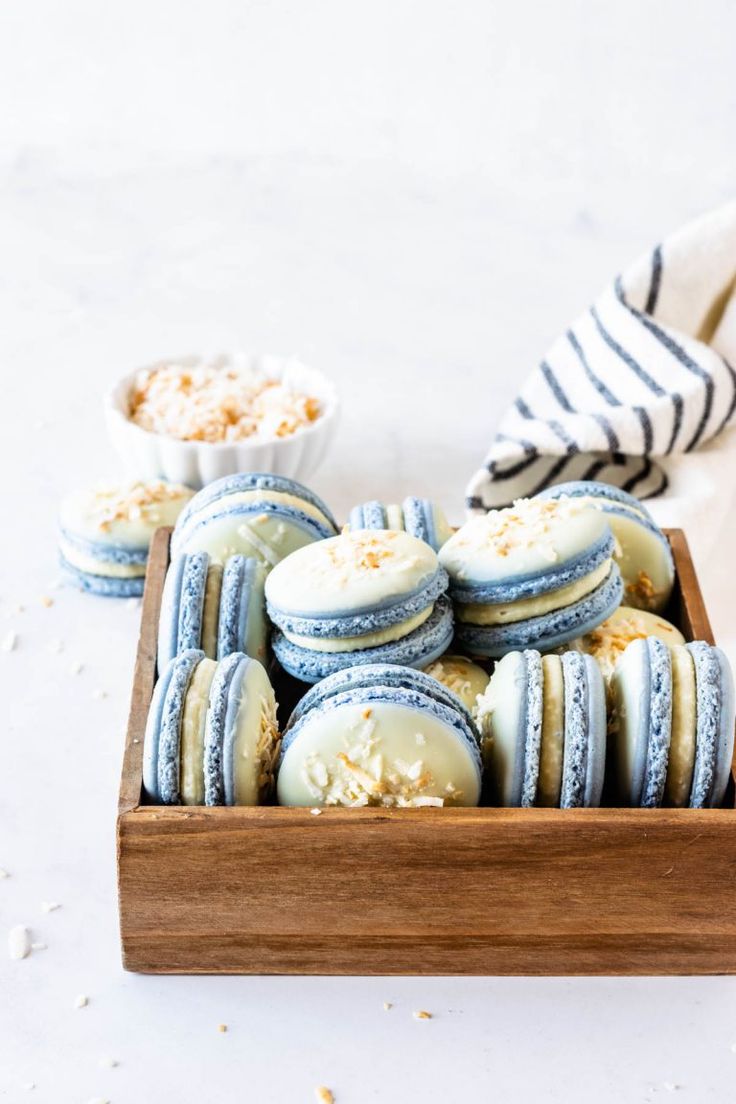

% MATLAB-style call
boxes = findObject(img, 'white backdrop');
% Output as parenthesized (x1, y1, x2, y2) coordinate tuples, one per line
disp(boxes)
(2, 2, 736, 1101)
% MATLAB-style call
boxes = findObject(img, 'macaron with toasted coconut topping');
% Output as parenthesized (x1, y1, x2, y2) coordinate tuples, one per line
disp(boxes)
(171, 472, 337, 567)
(422, 655, 490, 715)
(267, 528, 453, 683)
(536, 480, 674, 613)
(439, 496, 622, 658)
(610, 638, 735, 808)
(475, 649, 606, 808)
(277, 664, 482, 807)
(59, 479, 194, 597)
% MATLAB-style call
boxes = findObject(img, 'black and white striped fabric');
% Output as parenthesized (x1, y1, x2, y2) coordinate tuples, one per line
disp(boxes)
(466, 200, 736, 512)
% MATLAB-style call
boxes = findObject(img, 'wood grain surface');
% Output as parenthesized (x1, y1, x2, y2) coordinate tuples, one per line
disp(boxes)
(118, 528, 736, 975)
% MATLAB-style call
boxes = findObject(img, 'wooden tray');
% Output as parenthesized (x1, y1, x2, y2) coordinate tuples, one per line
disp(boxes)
(117, 527, 736, 976)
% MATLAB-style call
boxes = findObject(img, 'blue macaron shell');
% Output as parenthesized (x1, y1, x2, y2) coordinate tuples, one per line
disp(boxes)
(59, 555, 145, 598)
(142, 658, 178, 801)
(267, 567, 448, 639)
(174, 472, 338, 542)
(560, 652, 589, 808)
(711, 646, 736, 808)
(203, 651, 243, 805)
(687, 641, 734, 809)
(59, 527, 150, 565)
(272, 595, 455, 684)
(157, 554, 188, 670)
(217, 555, 264, 659)
(285, 662, 479, 737)
(157, 649, 204, 805)
(641, 637, 672, 808)
(582, 654, 607, 807)
(177, 552, 209, 653)
(280, 684, 482, 780)
(537, 480, 655, 522)
(520, 650, 543, 808)
(449, 531, 615, 606)
(456, 564, 623, 658)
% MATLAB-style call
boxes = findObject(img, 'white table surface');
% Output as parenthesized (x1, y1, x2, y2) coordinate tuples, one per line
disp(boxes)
(4, 2, 736, 1100)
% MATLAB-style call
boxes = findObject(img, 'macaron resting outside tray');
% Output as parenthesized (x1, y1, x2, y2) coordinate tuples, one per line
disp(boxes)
(439, 496, 622, 658)
(277, 663, 482, 807)
(476, 649, 607, 807)
(266, 528, 453, 683)
(610, 638, 735, 808)
(59, 479, 194, 597)
(143, 649, 280, 805)
(171, 472, 338, 567)
(157, 551, 268, 670)
(348, 496, 453, 552)
(536, 480, 674, 613)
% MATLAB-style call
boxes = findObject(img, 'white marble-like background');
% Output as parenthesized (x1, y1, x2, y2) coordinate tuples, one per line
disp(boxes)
(2, 2, 736, 1101)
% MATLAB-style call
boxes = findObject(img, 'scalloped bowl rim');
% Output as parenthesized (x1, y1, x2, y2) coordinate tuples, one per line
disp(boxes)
(104, 353, 340, 453)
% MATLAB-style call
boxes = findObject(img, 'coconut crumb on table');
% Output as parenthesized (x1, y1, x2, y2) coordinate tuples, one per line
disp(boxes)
(383, 1001, 393, 1011)
(413, 1010, 432, 1020)
(0, 868, 9, 879)
(8, 925, 31, 960)
(315, 1088, 334, 1103)
(41, 901, 60, 913)
(75, 994, 89, 1009)
(217, 1023, 228, 1033)
(2, 631, 18, 652)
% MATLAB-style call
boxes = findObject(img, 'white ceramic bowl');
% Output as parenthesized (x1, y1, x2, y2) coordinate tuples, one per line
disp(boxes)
(104, 354, 339, 490)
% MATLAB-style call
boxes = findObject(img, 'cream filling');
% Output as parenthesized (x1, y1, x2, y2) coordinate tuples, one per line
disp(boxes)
(422, 655, 489, 713)
(200, 564, 223, 658)
(665, 645, 697, 807)
(282, 604, 433, 653)
(59, 537, 146, 578)
(232, 662, 280, 805)
(457, 559, 611, 626)
(277, 699, 480, 807)
(537, 655, 564, 807)
(180, 658, 217, 805)
(385, 504, 405, 530)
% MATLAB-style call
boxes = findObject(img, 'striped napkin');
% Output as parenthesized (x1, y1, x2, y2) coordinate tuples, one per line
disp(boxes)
(466, 199, 736, 512)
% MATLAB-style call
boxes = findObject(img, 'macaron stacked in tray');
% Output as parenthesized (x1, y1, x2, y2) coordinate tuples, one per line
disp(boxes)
(439, 495, 623, 657)
(266, 528, 453, 683)
(122, 471, 734, 810)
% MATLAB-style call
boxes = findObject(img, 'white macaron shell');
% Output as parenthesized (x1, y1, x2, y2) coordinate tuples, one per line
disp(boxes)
(476, 651, 528, 806)
(277, 698, 481, 807)
(439, 499, 609, 586)
(610, 638, 650, 805)
(266, 530, 439, 617)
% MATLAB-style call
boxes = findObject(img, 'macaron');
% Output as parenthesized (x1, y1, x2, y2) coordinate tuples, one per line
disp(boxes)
(170, 472, 337, 566)
(157, 552, 268, 670)
(536, 481, 674, 613)
(143, 650, 280, 806)
(277, 664, 482, 807)
(475, 650, 606, 807)
(610, 638, 735, 808)
(439, 496, 622, 658)
(422, 655, 490, 715)
(569, 606, 685, 683)
(348, 497, 453, 551)
(266, 529, 453, 683)
(59, 479, 194, 597)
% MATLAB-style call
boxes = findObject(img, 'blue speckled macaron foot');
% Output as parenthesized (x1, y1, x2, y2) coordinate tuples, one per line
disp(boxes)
(272, 596, 455, 684)
(59, 555, 145, 598)
(456, 564, 623, 658)
(285, 662, 479, 736)
(157, 649, 204, 805)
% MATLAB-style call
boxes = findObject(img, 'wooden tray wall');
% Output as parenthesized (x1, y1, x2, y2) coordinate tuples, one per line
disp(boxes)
(117, 528, 736, 976)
